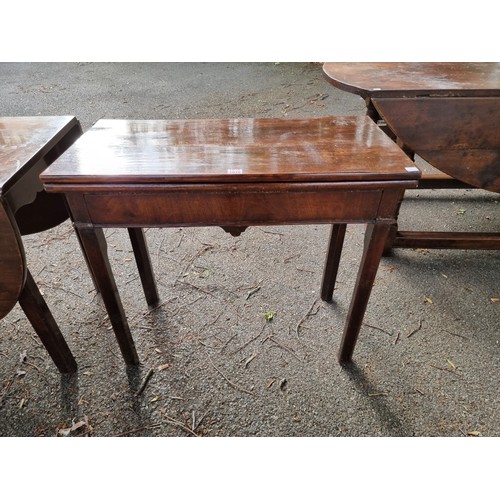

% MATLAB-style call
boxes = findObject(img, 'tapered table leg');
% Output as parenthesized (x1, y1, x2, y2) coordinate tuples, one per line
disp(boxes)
(338, 222, 390, 363)
(75, 225, 139, 365)
(18, 270, 77, 373)
(321, 224, 347, 302)
(127, 228, 159, 308)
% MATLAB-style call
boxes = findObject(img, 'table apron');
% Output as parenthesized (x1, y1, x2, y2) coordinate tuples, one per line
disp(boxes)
(4, 161, 47, 213)
(63, 184, 410, 227)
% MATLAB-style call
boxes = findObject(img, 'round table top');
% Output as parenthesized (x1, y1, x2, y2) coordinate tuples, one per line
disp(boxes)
(322, 62, 500, 98)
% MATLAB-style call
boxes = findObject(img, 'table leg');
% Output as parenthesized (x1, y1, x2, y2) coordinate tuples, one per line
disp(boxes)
(338, 222, 390, 363)
(75, 225, 139, 365)
(127, 228, 159, 308)
(321, 224, 347, 302)
(18, 269, 77, 373)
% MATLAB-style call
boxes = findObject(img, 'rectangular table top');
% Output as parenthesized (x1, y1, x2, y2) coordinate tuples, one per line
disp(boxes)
(0, 116, 78, 196)
(41, 116, 419, 186)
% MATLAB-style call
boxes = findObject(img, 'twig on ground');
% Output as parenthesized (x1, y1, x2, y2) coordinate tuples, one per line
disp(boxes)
(234, 281, 262, 293)
(256, 228, 284, 236)
(105, 331, 121, 360)
(245, 286, 261, 300)
(113, 424, 161, 437)
(0, 375, 17, 406)
(156, 232, 168, 267)
(135, 325, 155, 331)
(86, 290, 99, 305)
(295, 267, 315, 274)
(136, 368, 155, 397)
(232, 323, 267, 354)
(296, 298, 321, 336)
(244, 353, 258, 368)
(40, 282, 84, 299)
(138, 296, 178, 318)
(23, 360, 43, 374)
(34, 265, 47, 278)
(263, 335, 301, 361)
(429, 364, 462, 377)
(407, 319, 423, 338)
(175, 279, 216, 298)
(220, 332, 239, 351)
(444, 330, 470, 340)
(284, 253, 300, 263)
(364, 323, 392, 336)
(164, 415, 199, 436)
(177, 244, 214, 280)
(193, 413, 207, 431)
(197, 337, 225, 350)
(175, 230, 185, 248)
(124, 276, 139, 285)
(208, 357, 254, 395)
(205, 310, 225, 328)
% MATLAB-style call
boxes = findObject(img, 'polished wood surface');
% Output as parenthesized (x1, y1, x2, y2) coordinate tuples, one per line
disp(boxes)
(372, 97, 500, 193)
(42, 117, 417, 184)
(322, 62, 500, 251)
(0, 116, 80, 373)
(1, 116, 82, 234)
(1, 116, 80, 196)
(42, 117, 421, 364)
(323, 62, 500, 98)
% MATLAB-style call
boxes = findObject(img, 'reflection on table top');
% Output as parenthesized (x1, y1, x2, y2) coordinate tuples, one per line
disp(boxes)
(41, 116, 417, 185)
(0, 116, 77, 195)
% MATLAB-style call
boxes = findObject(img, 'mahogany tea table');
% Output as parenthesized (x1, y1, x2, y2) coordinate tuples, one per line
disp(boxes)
(1, 116, 82, 373)
(41, 117, 420, 364)
(323, 62, 500, 251)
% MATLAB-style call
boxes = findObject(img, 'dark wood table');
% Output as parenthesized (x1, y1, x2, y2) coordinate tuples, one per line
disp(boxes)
(41, 116, 420, 364)
(1, 116, 82, 373)
(323, 62, 500, 250)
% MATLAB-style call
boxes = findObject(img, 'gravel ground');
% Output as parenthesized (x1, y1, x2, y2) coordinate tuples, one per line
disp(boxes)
(0, 62, 498, 492)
